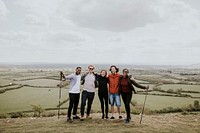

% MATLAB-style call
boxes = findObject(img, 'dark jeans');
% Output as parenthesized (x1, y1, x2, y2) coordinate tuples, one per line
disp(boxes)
(81, 90, 95, 116)
(121, 92, 132, 119)
(98, 92, 108, 117)
(67, 93, 80, 118)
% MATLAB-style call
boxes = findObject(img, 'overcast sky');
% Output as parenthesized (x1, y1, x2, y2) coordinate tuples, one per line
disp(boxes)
(0, 0, 200, 65)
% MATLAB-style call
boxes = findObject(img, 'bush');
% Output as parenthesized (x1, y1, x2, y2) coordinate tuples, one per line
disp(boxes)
(10, 112, 25, 118)
(166, 89, 174, 93)
(0, 113, 7, 119)
(42, 112, 56, 117)
(175, 88, 182, 94)
(0, 89, 6, 93)
(31, 104, 44, 117)
(193, 100, 200, 110)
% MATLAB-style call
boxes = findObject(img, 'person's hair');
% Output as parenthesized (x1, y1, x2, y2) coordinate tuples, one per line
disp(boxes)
(100, 70, 107, 77)
(123, 68, 129, 74)
(109, 65, 119, 73)
(88, 65, 94, 69)
(76, 66, 82, 70)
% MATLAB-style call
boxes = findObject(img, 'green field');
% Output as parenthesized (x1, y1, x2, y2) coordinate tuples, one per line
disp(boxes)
(0, 86, 68, 113)
(0, 66, 200, 116)
(159, 84, 200, 92)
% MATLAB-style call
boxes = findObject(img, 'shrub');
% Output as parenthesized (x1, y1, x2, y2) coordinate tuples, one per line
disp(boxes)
(166, 89, 174, 93)
(31, 104, 44, 117)
(175, 88, 182, 94)
(42, 112, 56, 117)
(10, 112, 25, 118)
(193, 100, 200, 110)
(0, 113, 7, 119)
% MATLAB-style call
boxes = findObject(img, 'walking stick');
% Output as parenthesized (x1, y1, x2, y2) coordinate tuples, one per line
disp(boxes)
(58, 72, 62, 119)
(140, 86, 149, 124)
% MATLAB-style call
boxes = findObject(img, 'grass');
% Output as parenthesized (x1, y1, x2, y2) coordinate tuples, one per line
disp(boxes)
(1, 85, 199, 114)
(133, 94, 200, 110)
(0, 113, 199, 133)
(15, 79, 59, 87)
(160, 84, 200, 92)
(0, 86, 69, 113)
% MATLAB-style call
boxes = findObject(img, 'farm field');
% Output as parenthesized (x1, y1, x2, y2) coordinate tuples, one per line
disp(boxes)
(0, 64, 200, 116)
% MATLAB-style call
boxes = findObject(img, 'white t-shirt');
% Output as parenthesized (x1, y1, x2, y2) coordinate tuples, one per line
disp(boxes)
(65, 73, 81, 94)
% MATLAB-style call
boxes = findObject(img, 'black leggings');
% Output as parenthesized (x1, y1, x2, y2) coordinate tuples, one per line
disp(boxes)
(81, 91, 95, 116)
(67, 93, 80, 118)
(98, 92, 108, 117)
(121, 92, 132, 119)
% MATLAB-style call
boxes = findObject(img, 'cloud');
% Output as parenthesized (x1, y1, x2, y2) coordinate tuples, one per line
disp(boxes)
(68, 0, 161, 32)
(45, 31, 87, 44)
(15, 0, 62, 27)
(65, 0, 200, 33)
(0, 0, 200, 65)
(22, 14, 49, 27)
(0, 0, 9, 19)
(0, 31, 31, 44)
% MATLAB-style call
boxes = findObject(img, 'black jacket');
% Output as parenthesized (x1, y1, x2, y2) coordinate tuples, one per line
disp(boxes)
(119, 75, 146, 94)
(97, 75, 109, 93)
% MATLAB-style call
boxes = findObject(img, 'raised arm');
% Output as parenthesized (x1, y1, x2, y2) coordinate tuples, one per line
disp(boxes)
(60, 71, 73, 80)
(130, 79, 147, 90)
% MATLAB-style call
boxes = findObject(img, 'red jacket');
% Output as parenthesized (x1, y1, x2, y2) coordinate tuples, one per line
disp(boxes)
(108, 73, 120, 94)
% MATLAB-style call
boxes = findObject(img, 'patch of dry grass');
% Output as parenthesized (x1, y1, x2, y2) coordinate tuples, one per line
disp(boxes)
(0, 113, 199, 133)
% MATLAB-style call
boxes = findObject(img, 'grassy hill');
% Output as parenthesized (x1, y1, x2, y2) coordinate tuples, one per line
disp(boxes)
(0, 113, 199, 133)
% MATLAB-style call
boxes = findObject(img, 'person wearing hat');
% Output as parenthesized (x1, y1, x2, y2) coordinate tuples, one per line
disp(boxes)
(80, 65, 98, 120)
(108, 65, 122, 119)
(119, 68, 149, 124)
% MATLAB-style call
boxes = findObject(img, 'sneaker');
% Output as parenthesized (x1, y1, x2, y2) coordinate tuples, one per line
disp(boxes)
(125, 118, 130, 124)
(105, 116, 109, 119)
(73, 116, 80, 119)
(67, 118, 73, 123)
(86, 115, 92, 119)
(119, 116, 122, 119)
(110, 116, 115, 119)
(80, 116, 84, 121)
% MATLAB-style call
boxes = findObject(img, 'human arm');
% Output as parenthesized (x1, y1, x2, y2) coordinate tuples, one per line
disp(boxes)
(130, 79, 149, 90)
(60, 71, 73, 80)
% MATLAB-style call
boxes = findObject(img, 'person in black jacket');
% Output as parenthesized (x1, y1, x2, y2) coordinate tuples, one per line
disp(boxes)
(97, 70, 109, 119)
(119, 68, 149, 124)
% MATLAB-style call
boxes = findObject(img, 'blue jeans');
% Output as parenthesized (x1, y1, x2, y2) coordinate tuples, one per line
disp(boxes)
(109, 94, 121, 107)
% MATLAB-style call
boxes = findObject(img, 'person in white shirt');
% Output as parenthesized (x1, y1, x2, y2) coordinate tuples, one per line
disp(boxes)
(60, 67, 82, 122)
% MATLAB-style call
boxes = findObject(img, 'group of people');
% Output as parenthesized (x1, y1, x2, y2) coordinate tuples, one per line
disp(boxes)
(60, 65, 149, 124)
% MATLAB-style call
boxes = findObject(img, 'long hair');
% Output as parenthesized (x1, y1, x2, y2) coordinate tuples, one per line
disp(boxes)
(100, 69, 107, 77)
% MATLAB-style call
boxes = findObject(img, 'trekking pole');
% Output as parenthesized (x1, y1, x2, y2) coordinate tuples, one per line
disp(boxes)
(58, 71, 62, 119)
(140, 85, 149, 124)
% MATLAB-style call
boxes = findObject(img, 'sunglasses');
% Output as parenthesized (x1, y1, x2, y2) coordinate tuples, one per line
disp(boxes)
(89, 67, 94, 70)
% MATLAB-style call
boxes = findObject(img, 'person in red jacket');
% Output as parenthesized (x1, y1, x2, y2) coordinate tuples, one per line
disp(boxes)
(108, 65, 122, 119)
